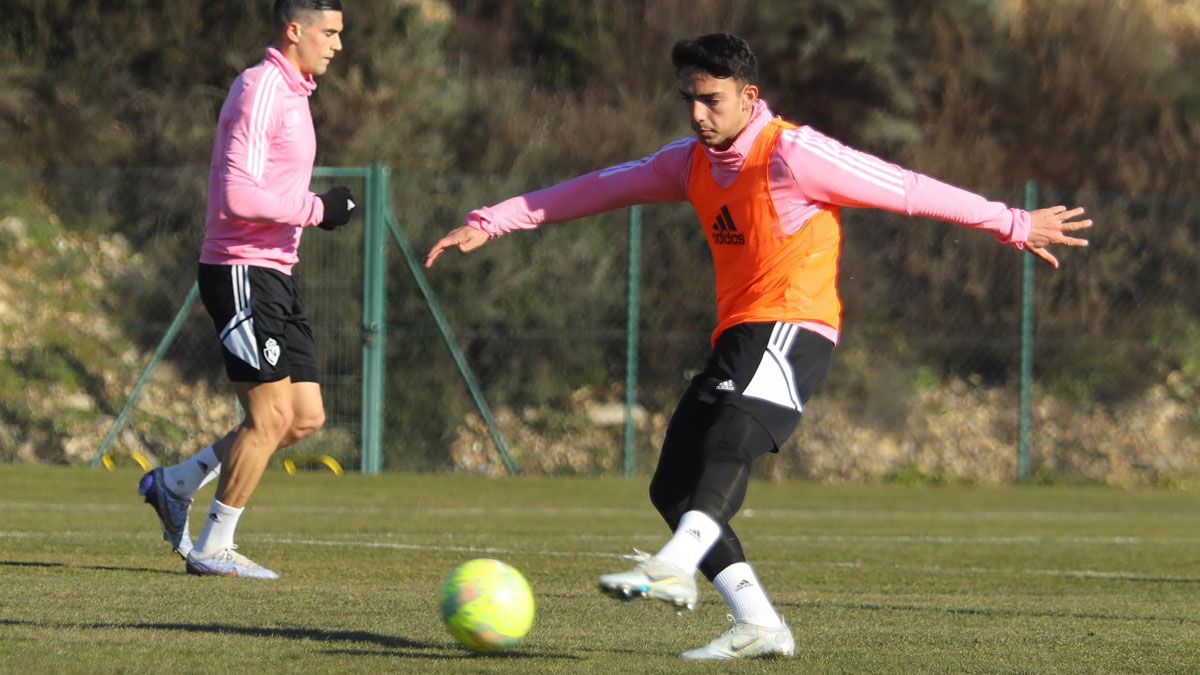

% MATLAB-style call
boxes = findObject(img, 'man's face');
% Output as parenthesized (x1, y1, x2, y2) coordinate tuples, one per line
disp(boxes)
(678, 67, 758, 150)
(287, 10, 344, 77)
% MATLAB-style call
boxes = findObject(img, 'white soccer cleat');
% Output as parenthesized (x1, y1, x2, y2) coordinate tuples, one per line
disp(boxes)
(185, 546, 279, 580)
(596, 548, 698, 612)
(679, 614, 795, 660)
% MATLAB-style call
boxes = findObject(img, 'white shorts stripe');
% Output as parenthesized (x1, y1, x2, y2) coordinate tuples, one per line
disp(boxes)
(768, 322, 783, 348)
(742, 322, 804, 412)
(780, 324, 797, 352)
(240, 266, 252, 311)
(219, 306, 259, 369)
(220, 266, 258, 369)
(782, 323, 799, 355)
(230, 265, 241, 312)
(775, 343, 802, 411)
(219, 306, 252, 342)
(742, 346, 802, 411)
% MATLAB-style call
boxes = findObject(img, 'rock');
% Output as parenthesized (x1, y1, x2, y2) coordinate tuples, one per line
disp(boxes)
(62, 392, 95, 412)
(17, 441, 39, 464)
(0, 216, 26, 241)
(583, 401, 646, 427)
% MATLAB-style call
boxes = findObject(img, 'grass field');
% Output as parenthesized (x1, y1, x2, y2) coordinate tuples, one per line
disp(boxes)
(0, 466, 1197, 673)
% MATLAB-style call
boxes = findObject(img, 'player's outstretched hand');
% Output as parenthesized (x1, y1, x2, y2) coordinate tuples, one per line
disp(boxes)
(1026, 205, 1092, 269)
(424, 225, 490, 268)
(317, 186, 357, 231)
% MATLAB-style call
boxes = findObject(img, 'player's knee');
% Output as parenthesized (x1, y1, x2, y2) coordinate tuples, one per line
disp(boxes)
(649, 440, 693, 527)
(700, 408, 772, 465)
(649, 477, 686, 526)
(289, 409, 326, 441)
(247, 399, 293, 445)
(691, 475, 745, 524)
(695, 432, 752, 511)
(272, 402, 296, 439)
(690, 411, 767, 522)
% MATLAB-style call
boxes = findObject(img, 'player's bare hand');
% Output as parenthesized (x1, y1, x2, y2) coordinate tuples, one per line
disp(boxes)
(1026, 205, 1092, 269)
(424, 226, 490, 268)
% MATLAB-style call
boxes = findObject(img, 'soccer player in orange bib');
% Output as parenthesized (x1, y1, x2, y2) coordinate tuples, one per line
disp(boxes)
(425, 33, 1091, 660)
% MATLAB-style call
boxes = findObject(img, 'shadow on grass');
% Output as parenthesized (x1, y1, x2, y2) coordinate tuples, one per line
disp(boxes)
(1116, 575, 1200, 584)
(83, 564, 182, 576)
(0, 560, 182, 575)
(780, 600, 1200, 626)
(321, 647, 582, 661)
(0, 619, 581, 660)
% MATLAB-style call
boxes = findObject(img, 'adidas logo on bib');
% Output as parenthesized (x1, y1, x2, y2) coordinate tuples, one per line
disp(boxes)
(711, 205, 745, 245)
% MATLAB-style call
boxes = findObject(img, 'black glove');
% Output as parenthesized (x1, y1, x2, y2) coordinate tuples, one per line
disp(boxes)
(317, 186, 357, 231)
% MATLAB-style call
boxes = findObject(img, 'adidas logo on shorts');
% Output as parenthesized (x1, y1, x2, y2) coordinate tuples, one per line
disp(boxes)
(716, 379, 737, 392)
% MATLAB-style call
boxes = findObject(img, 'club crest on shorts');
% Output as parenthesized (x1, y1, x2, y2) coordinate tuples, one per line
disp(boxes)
(263, 338, 281, 367)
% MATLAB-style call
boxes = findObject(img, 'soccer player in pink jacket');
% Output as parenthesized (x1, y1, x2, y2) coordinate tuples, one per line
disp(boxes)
(427, 34, 1091, 659)
(138, 0, 356, 580)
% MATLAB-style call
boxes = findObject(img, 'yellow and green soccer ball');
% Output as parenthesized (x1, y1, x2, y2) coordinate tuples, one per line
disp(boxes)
(440, 558, 535, 653)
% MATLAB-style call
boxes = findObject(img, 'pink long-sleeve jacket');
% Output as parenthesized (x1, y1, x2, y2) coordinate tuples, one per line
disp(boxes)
(465, 99, 1031, 344)
(200, 47, 326, 274)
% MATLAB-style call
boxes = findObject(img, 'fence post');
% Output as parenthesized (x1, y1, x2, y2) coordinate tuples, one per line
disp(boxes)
(382, 212, 520, 476)
(1019, 180, 1037, 481)
(360, 163, 388, 475)
(624, 206, 643, 478)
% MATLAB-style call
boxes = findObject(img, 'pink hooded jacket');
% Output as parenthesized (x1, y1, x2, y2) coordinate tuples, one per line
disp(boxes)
(200, 47, 326, 274)
(464, 100, 1030, 343)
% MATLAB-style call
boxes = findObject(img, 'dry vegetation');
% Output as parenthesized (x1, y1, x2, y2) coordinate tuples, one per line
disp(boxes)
(1, 1, 1198, 481)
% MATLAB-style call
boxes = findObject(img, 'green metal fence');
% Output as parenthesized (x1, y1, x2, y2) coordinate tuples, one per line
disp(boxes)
(90, 164, 521, 476)
(82, 167, 1200, 484)
(90, 166, 377, 472)
(1019, 180, 1037, 481)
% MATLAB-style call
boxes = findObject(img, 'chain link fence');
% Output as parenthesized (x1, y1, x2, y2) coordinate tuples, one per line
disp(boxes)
(389, 181, 1200, 484)
(0, 166, 366, 470)
(5, 166, 1198, 483)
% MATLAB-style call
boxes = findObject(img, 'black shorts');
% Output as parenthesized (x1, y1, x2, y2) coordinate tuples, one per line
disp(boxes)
(197, 263, 320, 384)
(687, 322, 834, 448)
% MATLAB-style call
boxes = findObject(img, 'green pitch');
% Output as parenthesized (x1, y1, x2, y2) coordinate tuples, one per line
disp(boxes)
(1, 466, 1197, 673)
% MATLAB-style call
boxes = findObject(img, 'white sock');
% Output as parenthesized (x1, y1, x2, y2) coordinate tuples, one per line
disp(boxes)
(162, 446, 220, 500)
(714, 562, 782, 628)
(654, 510, 722, 573)
(192, 498, 243, 558)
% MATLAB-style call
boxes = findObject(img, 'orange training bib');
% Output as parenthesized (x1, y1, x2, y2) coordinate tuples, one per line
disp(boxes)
(687, 119, 843, 345)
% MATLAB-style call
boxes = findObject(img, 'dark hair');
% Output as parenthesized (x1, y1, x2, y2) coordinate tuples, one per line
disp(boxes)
(273, 0, 343, 33)
(671, 33, 758, 85)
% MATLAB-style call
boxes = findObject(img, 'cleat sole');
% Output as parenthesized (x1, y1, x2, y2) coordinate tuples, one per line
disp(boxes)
(598, 581, 696, 610)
